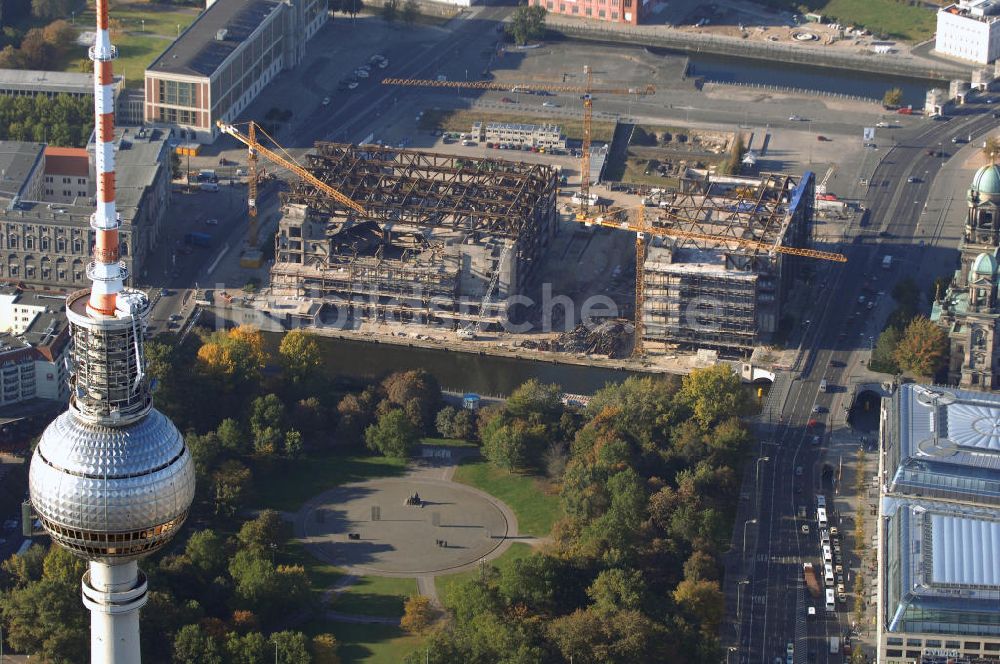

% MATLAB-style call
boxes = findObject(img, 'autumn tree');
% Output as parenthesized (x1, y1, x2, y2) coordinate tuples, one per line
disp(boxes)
(984, 135, 1000, 163)
(279, 328, 323, 384)
(882, 87, 903, 108)
(382, 369, 442, 430)
(311, 633, 341, 664)
(401, 595, 435, 634)
(196, 325, 266, 388)
(677, 364, 749, 429)
(893, 316, 948, 378)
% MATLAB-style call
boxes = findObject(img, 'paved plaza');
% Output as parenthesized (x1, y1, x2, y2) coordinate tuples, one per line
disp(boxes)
(298, 476, 514, 577)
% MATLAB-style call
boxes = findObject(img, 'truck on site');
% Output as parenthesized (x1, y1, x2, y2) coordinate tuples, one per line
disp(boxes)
(883, 255, 892, 269)
(803, 563, 821, 598)
(184, 232, 212, 247)
(830, 637, 840, 654)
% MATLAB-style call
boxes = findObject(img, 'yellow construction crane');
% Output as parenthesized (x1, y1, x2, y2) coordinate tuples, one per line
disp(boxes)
(217, 120, 368, 266)
(381, 72, 655, 216)
(571, 206, 847, 356)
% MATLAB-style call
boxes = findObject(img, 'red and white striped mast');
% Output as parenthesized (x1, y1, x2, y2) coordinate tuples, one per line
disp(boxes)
(88, 0, 124, 317)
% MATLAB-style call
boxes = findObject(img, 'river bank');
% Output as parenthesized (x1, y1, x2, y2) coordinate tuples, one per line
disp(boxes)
(544, 20, 965, 83)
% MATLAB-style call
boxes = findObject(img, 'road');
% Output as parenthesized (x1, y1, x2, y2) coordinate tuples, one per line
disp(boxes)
(730, 98, 999, 664)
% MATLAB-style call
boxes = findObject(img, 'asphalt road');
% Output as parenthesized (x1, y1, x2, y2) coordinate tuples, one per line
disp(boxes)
(732, 98, 999, 664)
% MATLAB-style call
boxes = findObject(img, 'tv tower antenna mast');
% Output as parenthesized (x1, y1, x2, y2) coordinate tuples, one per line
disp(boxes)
(27, 0, 196, 662)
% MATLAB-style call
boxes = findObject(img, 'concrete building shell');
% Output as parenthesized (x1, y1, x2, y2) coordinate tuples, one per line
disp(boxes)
(639, 172, 814, 354)
(271, 144, 559, 328)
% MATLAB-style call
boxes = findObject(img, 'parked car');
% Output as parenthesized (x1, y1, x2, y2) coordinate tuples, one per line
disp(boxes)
(205, 218, 219, 225)
(322, 97, 331, 106)
(817, 135, 830, 141)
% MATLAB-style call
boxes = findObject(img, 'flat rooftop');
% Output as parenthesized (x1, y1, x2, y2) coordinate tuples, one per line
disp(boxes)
(0, 141, 45, 201)
(942, 0, 1000, 21)
(887, 384, 1000, 505)
(147, 0, 282, 78)
(882, 497, 1000, 633)
(0, 68, 121, 94)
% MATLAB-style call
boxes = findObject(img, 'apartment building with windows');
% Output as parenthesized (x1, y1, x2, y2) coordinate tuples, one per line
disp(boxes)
(0, 128, 171, 290)
(527, 0, 651, 25)
(472, 122, 566, 150)
(145, 0, 327, 143)
(0, 289, 70, 407)
(936, 0, 1000, 64)
(42, 147, 92, 205)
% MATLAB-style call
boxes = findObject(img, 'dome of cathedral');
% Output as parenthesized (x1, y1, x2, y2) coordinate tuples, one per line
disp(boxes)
(970, 252, 998, 284)
(971, 164, 1000, 197)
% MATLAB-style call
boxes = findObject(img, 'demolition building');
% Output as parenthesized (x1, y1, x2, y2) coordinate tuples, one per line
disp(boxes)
(639, 172, 815, 354)
(271, 144, 559, 328)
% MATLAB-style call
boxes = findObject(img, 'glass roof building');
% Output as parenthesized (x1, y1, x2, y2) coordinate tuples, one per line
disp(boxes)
(878, 384, 1000, 664)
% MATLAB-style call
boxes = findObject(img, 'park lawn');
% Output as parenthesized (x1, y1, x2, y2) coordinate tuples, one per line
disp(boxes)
(254, 453, 408, 512)
(331, 576, 418, 618)
(309, 621, 422, 664)
(282, 540, 343, 600)
(803, 0, 935, 42)
(73, 4, 201, 87)
(435, 542, 533, 600)
(452, 460, 562, 536)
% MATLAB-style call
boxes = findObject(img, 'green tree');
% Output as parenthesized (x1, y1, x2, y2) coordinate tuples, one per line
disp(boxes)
(237, 509, 286, 553)
(213, 459, 252, 517)
(365, 408, 420, 457)
(382, 0, 399, 23)
(285, 429, 304, 457)
(186, 430, 222, 478)
(480, 416, 538, 472)
(894, 316, 949, 378)
(402, 0, 418, 24)
(336, 387, 379, 446)
(185, 529, 227, 577)
(271, 631, 312, 664)
(883, 87, 903, 107)
(507, 4, 546, 46)
(217, 417, 246, 453)
(435, 405, 458, 438)
(586, 567, 645, 615)
(870, 326, 902, 374)
(279, 329, 323, 384)
(228, 549, 277, 607)
(673, 578, 725, 638)
(173, 623, 224, 664)
(225, 631, 268, 664)
(31, 0, 80, 20)
(250, 393, 286, 455)
(678, 364, 749, 429)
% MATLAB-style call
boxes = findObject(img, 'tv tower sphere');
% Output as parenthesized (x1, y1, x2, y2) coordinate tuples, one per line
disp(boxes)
(27, 0, 195, 661)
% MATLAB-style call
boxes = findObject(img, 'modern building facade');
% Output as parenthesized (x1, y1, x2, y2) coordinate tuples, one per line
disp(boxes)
(931, 164, 1000, 390)
(527, 0, 652, 25)
(0, 68, 124, 104)
(144, 0, 328, 143)
(936, 0, 1000, 64)
(0, 128, 171, 291)
(877, 384, 1000, 663)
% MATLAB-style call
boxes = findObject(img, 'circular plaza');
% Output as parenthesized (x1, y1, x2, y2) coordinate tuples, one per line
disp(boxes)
(298, 477, 514, 576)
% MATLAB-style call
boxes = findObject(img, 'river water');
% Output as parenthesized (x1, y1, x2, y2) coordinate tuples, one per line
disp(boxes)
(651, 49, 940, 108)
(265, 332, 647, 395)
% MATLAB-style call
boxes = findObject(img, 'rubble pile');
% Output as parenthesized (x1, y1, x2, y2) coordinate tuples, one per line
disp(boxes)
(556, 319, 634, 358)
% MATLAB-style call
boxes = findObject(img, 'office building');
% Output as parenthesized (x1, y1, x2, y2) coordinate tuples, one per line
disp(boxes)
(877, 384, 1000, 663)
(527, 0, 652, 25)
(144, 0, 328, 143)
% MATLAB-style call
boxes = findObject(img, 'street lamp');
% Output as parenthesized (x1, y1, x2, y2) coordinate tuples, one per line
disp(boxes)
(727, 645, 739, 664)
(736, 579, 751, 621)
(743, 518, 757, 556)
(755, 456, 770, 496)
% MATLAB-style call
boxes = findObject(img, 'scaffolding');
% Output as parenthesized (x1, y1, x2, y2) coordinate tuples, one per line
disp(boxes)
(639, 172, 815, 353)
(272, 145, 558, 327)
